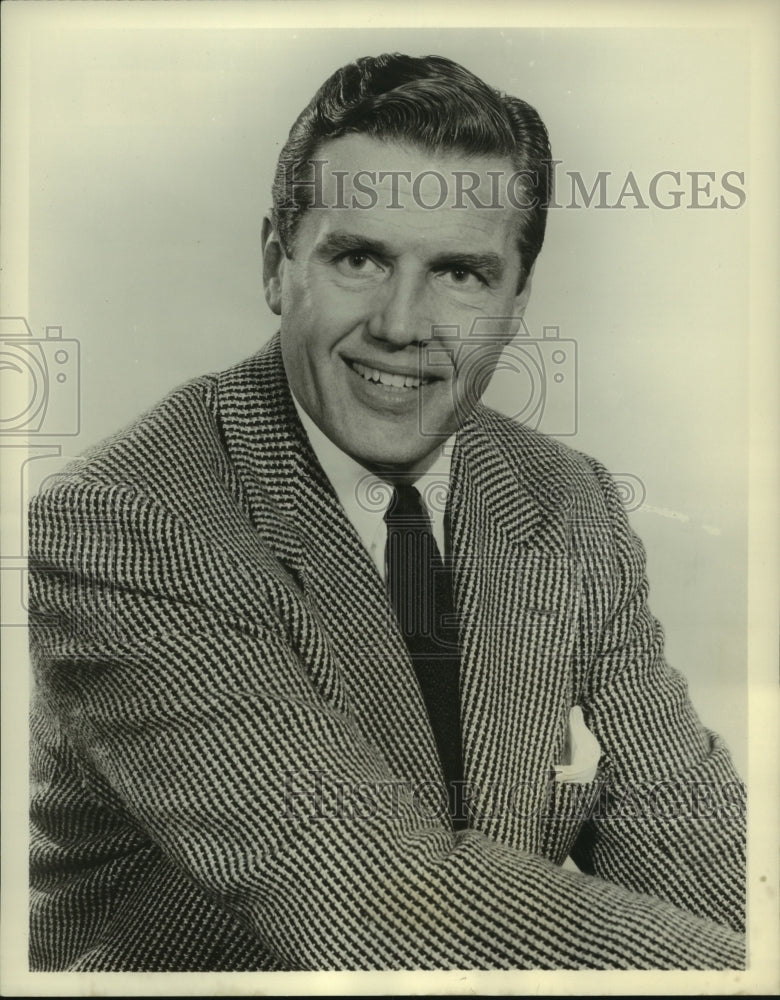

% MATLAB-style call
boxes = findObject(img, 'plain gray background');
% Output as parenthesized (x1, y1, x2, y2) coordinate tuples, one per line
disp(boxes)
(22, 25, 749, 772)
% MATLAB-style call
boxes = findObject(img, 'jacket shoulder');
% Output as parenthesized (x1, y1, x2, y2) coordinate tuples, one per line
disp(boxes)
(474, 405, 619, 507)
(38, 370, 223, 498)
(27, 356, 265, 583)
(27, 353, 288, 609)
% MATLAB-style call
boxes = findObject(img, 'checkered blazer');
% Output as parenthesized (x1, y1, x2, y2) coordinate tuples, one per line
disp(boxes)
(29, 334, 745, 971)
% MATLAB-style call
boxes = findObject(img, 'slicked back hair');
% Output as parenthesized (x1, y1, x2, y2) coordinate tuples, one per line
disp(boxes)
(271, 53, 553, 292)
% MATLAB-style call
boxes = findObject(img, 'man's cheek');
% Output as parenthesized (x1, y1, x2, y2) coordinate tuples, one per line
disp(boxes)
(285, 264, 335, 316)
(453, 346, 505, 410)
(310, 280, 373, 328)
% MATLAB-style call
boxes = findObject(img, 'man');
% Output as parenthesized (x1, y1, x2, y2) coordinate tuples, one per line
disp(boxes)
(28, 53, 745, 971)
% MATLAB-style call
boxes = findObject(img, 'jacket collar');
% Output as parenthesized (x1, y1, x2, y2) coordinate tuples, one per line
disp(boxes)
(216, 333, 573, 564)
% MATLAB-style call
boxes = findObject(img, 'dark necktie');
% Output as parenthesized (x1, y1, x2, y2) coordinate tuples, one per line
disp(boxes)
(384, 483, 466, 829)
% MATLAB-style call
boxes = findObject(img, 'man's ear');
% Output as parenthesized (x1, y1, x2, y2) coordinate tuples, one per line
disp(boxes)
(261, 215, 286, 316)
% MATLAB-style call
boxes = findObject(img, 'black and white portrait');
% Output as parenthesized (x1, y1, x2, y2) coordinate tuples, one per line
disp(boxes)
(2, 2, 777, 995)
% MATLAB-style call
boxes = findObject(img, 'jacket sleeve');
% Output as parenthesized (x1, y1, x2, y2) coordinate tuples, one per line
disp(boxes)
(28, 476, 745, 971)
(569, 457, 745, 934)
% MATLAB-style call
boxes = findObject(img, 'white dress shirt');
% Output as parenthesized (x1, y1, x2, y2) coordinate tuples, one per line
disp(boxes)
(292, 394, 454, 582)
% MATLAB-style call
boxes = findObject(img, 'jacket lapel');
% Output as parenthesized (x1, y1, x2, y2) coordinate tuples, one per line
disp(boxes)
(216, 336, 446, 791)
(450, 411, 580, 851)
(217, 336, 581, 848)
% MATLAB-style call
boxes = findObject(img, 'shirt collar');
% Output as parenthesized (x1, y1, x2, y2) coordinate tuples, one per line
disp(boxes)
(291, 393, 454, 573)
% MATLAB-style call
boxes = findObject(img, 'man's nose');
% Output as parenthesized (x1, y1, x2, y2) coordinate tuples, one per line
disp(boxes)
(367, 272, 430, 347)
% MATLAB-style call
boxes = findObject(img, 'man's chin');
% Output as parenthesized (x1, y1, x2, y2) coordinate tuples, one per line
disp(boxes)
(346, 440, 452, 478)
(327, 410, 457, 475)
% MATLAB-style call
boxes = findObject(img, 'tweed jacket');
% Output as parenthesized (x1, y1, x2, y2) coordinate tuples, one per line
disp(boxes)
(28, 334, 746, 971)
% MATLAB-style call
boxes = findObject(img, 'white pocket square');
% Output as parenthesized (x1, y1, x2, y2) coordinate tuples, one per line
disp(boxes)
(553, 706, 602, 784)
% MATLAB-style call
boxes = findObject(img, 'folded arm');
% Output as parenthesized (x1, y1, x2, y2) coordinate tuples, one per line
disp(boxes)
(28, 479, 745, 970)
(570, 457, 745, 933)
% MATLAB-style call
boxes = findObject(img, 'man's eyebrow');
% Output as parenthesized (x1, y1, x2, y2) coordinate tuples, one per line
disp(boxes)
(314, 231, 392, 258)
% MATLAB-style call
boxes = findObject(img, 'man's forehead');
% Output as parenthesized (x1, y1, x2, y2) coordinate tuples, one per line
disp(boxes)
(313, 132, 519, 200)
(293, 133, 525, 257)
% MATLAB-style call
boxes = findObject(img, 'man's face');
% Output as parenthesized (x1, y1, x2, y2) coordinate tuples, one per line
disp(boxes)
(263, 134, 533, 473)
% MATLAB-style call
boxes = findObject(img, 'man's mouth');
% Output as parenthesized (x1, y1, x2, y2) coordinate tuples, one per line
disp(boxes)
(348, 360, 434, 390)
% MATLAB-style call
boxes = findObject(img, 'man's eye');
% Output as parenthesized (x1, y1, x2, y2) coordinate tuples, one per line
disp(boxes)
(334, 253, 384, 277)
(438, 267, 485, 290)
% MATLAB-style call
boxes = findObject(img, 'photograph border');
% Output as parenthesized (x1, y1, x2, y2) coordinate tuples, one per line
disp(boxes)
(2, 1, 778, 995)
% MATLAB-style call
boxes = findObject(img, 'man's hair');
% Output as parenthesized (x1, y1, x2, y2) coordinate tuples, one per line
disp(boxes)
(271, 53, 553, 290)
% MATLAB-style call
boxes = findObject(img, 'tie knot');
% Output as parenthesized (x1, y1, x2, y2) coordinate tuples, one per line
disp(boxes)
(384, 483, 427, 524)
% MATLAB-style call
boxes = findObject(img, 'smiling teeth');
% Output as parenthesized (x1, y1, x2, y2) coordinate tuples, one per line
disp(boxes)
(352, 361, 426, 389)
